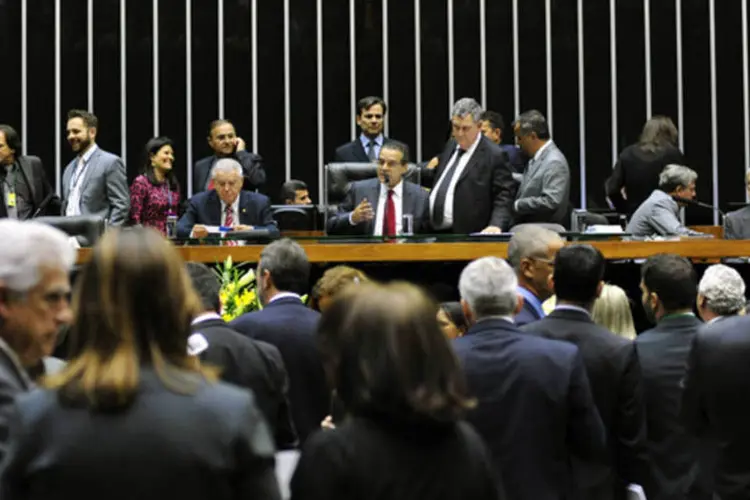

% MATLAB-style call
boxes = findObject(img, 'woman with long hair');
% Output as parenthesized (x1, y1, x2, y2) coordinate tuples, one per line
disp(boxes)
(292, 282, 503, 500)
(0, 228, 280, 500)
(129, 137, 182, 234)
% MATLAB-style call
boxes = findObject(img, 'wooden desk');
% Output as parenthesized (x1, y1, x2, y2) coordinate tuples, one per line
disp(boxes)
(76, 239, 750, 264)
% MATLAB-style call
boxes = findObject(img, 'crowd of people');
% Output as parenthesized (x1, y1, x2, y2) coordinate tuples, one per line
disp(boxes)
(0, 218, 749, 499)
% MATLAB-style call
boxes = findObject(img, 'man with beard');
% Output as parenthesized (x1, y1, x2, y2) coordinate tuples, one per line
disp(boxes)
(635, 254, 710, 500)
(61, 109, 129, 243)
(0, 219, 75, 463)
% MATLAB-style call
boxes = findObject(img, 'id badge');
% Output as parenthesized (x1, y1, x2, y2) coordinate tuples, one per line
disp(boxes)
(6, 192, 16, 208)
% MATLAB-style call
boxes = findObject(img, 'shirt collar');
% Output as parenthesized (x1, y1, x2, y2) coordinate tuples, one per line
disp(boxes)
(554, 304, 592, 317)
(80, 143, 98, 163)
(191, 312, 222, 325)
(477, 315, 515, 325)
(382, 180, 404, 196)
(517, 285, 545, 319)
(220, 195, 241, 214)
(269, 291, 302, 304)
(456, 131, 483, 156)
(532, 140, 553, 162)
(706, 316, 724, 324)
(360, 134, 383, 149)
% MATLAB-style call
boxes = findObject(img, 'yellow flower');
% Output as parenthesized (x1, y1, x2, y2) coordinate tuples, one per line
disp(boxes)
(238, 269, 255, 288)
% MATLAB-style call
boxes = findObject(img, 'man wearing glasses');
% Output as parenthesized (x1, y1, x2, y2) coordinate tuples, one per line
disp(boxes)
(333, 96, 390, 163)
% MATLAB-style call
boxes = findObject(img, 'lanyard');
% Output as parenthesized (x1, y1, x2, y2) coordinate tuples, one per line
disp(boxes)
(70, 158, 89, 190)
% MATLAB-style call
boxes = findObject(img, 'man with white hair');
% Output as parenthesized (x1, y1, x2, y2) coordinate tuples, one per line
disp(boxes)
(697, 264, 746, 324)
(453, 256, 605, 500)
(626, 164, 706, 237)
(0, 219, 75, 462)
(177, 158, 278, 239)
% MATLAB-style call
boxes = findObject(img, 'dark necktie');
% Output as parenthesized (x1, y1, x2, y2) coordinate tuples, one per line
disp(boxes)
(367, 141, 377, 161)
(431, 148, 466, 228)
(383, 189, 396, 236)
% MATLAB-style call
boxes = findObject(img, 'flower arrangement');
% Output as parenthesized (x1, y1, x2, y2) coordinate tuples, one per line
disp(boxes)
(214, 256, 260, 322)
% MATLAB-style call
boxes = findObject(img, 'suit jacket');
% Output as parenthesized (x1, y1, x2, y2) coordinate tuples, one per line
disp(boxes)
(521, 308, 652, 500)
(61, 146, 130, 226)
(453, 318, 606, 500)
(514, 141, 571, 227)
(605, 144, 685, 217)
(0, 156, 60, 219)
(176, 190, 279, 238)
(193, 150, 266, 193)
(0, 338, 32, 465)
(230, 297, 329, 444)
(514, 295, 544, 327)
(422, 136, 515, 233)
(0, 368, 280, 500)
(626, 190, 703, 237)
(333, 137, 389, 163)
(190, 317, 297, 449)
(326, 178, 430, 235)
(724, 206, 750, 240)
(682, 315, 750, 500)
(635, 314, 710, 500)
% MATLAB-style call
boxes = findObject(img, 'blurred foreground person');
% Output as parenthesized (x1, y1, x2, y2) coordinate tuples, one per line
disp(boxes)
(0, 220, 75, 463)
(292, 282, 503, 500)
(0, 228, 280, 500)
(310, 265, 369, 313)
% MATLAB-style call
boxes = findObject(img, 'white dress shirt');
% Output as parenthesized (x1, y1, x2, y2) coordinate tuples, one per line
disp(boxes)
(429, 132, 482, 229)
(373, 181, 403, 236)
(220, 196, 241, 226)
(66, 144, 99, 216)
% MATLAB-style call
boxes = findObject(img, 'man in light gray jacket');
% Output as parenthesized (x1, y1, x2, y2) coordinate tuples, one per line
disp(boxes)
(626, 164, 705, 237)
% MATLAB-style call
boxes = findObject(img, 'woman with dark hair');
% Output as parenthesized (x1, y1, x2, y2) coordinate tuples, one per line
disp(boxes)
(292, 282, 503, 500)
(0, 228, 280, 500)
(438, 301, 469, 339)
(605, 116, 685, 216)
(129, 137, 181, 234)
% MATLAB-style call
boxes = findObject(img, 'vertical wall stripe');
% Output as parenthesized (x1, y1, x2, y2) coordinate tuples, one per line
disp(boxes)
(743, 0, 750, 202)
(577, 0, 586, 209)
(349, 0, 356, 140)
(479, 0, 487, 107)
(610, 0, 618, 166)
(186, 0, 193, 195)
(414, 0, 423, 162)
(545, 0, 552, 133)
(251, 0, 258, 152)
(218, 0, 224, 119)
(21, 0, 27, 155)
(676, 0, 684, 150)
(120, 0, 127, 164)
(88, 0, 94, 111)
(55, 0, 61, 194)
(644, 0, 652, 118)
(382, 0, 389, 136)
(152, 0, 159, 136)
(316, 0, 324, 203)
(512, 0, 519, 118)
(283, 0, 291, 181)
(447, 0, 454, 108)
(709, 0, 718, 223)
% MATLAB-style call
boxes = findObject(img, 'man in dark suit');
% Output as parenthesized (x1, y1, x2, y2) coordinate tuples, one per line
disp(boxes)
(230, 239, 329, 444)
(521, 245, 652, 500)
(327, 140, 430, 235)
(682, 313, 750, 500)
(724, 172, 750, 239)
(185, 262, 297, 450)
(453, 256, 606, 500)
(636, 254, 710, 500)
(512, 110, 571, 227)
(177, 158, 279, 238)
(0, 125, 59, 219)
(0, 220, 74, 463)
(193, 119, 266, 193)
(333, 96, 388, 162)
(507, 225, 564, 326)
(422, 97, 515, 234)
(479, 110, 525, 178)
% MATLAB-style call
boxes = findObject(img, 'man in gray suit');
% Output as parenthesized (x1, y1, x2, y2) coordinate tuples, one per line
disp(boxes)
(61, 109, 129, 235)
(512, 110, 571, 227)
(725, 171, 750, 239)
(327, 140, 430, 235)
(626, 164, 705, 237)
(0, 219, 74, 463)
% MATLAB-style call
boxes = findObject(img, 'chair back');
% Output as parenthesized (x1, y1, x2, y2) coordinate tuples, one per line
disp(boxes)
(35, 215, 106, 246)
(272, 205, 316, 231)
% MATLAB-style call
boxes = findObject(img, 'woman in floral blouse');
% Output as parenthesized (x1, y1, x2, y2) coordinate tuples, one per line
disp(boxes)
(129, 137, 181, 235)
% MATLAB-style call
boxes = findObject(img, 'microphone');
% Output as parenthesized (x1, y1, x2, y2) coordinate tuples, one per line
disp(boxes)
(32, 193, 58, 218)
(383, 172, 391, 186)
(671, 195, 724, 215)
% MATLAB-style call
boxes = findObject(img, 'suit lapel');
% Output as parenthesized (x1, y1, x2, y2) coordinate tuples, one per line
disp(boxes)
(366, 181, 380, 235)
(354, 140, 370, 162)
(239, 192, 253, 225)
(207, 191, 223, 225)
(77, 149, 100, 199)
(456, 137, 485, 186)
(16, 157, 37, 202)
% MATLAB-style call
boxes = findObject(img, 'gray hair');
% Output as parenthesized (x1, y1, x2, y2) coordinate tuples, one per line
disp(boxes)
(0, 219, 76, 293)
(658, 164, 698, 192)
(513, 110, 550, 140)
(459, 257, 518, 319)
(507, 226, 564, 271)
(259, 238, 310, 294)
(451, 97, 483, 123)
(698, 264, 746, 316)
(210, 158, 243, 179)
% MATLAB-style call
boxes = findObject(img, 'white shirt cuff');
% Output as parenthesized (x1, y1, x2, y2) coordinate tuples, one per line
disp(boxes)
(348, 212, 356, 225)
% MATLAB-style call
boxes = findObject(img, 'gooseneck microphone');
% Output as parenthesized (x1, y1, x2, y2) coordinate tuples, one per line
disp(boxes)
(32, 193, 58, 218)
(671, 195, 725, 216)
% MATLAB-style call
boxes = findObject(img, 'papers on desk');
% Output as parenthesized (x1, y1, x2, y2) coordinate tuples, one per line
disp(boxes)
(585, 225, 624, 234)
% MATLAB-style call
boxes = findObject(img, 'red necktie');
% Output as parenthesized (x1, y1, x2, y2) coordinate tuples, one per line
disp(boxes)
(384, 189, 396, 236)
(224, 204, 234, 226)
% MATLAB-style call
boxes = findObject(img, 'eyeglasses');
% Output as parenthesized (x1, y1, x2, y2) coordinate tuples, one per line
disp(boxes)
(529, 256, 555, 267)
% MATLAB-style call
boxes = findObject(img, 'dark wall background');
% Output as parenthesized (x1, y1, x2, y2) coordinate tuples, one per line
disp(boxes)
(0, 0, 746, 223)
